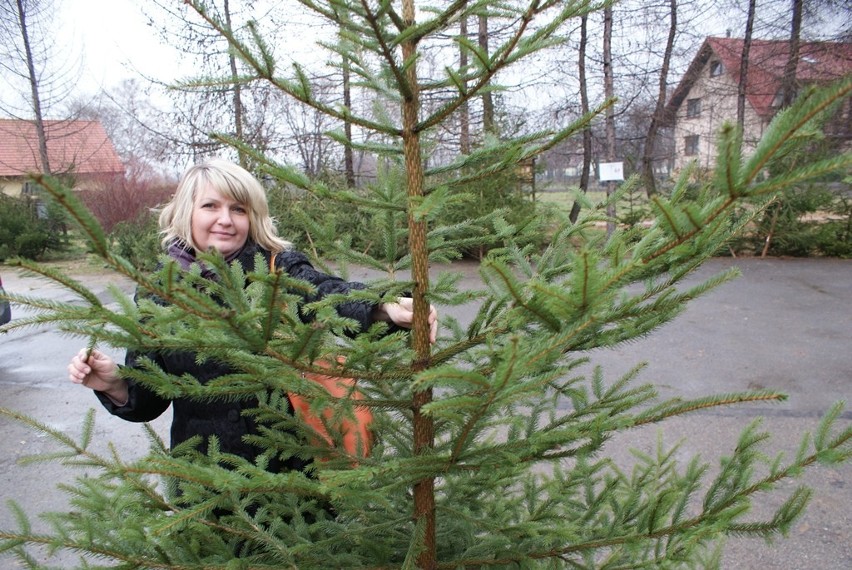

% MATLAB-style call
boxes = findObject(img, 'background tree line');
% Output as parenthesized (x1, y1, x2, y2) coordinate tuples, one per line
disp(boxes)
(1, 0, 850, 263)
(0, 0, 850, 568)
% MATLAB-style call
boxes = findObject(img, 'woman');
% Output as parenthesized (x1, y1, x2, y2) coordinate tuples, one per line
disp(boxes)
(67, 159, 437, 471)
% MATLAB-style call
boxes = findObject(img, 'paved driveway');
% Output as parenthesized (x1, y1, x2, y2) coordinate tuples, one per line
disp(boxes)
(0, 257, 850, 568)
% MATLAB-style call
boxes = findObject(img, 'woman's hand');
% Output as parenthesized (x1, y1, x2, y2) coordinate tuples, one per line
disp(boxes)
(375, 297, 438, 344)
(68, 348, 128, 405)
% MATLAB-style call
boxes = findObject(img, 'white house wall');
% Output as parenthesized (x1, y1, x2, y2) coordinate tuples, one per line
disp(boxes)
(673, 57, 767, 172)
(0, 180, 25, 198)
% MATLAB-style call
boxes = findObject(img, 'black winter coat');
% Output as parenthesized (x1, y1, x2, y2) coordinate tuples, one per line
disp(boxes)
(95, 242, 378, 472)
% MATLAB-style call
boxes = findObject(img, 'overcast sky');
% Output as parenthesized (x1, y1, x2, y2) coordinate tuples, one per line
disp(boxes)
(59, 0, 185, 95)
(22, 0, 849, 98)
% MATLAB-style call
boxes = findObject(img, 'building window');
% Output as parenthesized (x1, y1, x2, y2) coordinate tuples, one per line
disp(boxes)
(686, 98, 701, 118)
(22, 181, 39, 195)
(684, 135, 699, 156)
(709, 61, 723, 77)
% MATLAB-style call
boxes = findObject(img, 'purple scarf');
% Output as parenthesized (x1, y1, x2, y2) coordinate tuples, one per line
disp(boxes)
(166, 241, 244, 279)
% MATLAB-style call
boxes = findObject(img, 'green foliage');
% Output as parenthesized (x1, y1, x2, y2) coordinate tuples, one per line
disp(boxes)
(813, 190, 852, 258)
(616, 177, 653, 229)
(721, 90, 852, 257)
(108, 213, 163, 272)
(266, 174, 396, 261)
(725, 185, 851, 259)
(439, 169, 551, 259)
(267, 164, 554, 264)
(0, 192, 68, 261)
(754, 186, 848, 257)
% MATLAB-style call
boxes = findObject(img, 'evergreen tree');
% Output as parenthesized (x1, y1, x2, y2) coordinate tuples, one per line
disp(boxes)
(1, 1, 851, 568)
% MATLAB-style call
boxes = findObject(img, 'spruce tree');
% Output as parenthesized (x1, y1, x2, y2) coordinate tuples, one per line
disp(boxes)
(2, 1, 851, 568)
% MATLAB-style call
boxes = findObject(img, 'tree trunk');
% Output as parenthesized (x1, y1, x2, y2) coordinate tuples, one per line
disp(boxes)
(343, 54, 355, 186)
(479, 14, 495, 134)
(603, 6, 616, 236)
(16, 0, 50, 174)
(737, 0, 756, 131)
(781, 0, 803, 108)
(223, 0, 246, 168)
(570, 14, 591, 224)
(401, 1, 435, 567)
(641, 0, 677, 197)
(459, 16, 470, 155)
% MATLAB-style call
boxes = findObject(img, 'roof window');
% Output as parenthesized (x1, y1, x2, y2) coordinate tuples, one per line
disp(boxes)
(709, 61, 723, 77)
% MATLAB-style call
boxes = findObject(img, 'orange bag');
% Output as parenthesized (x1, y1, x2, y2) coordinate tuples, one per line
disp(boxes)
(288, 360, 374, 458)
(270, 254, 373, 458)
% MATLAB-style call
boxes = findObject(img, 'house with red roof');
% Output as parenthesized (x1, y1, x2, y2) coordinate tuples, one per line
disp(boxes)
(666, 37, 852, 171)
(0, 119, 124, 197)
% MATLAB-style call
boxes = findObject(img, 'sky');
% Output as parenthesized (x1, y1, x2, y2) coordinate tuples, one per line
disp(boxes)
(55, 0, 337, 101)
(23, 0, 849, 106)
(59, 0, 185, 95)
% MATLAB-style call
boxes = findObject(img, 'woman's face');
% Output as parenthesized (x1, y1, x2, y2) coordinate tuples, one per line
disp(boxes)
(191, 185, 250, 257)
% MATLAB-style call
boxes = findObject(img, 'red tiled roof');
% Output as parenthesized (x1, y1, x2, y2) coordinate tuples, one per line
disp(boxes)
(667, 37, 852, 120)
(707, 37, 852, 117)
(0, 119, 124, 177)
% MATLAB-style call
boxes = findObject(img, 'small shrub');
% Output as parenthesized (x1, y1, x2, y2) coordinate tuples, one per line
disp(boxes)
(0, 194, 67, 261)
(733, 185, 851, 257)
(15, 231, 50, 259)
(267, 178, 395, 260)
(266, 166, 553, 263)
(440, 171, 549, 259)
(819, 191, 852, 258)
(78, 173, 174, 234)
(109, 214, 162, 272)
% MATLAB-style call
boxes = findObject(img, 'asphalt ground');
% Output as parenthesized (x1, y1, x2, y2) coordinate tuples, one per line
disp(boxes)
(0, 257, 850, 568)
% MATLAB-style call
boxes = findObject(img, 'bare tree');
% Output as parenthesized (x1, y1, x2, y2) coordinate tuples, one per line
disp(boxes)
(550, 0, 717, 199)
(640, 0, 677, 196)
(342, 53, 355, 186)
(603, 6, 616, 235)
(275, 79, 340, 178)
(222, 0, 247, 166)
(780, 0, 803, 108)
(459, 15, 471, 155)
(68, 79, 176, 179)
(736, 0, 757, 130)
(478, 14, 495, 134)
(0, 0, 77, 173)
(802, 0, 852, 41)
(740, 0, 844, 41)
(140, 0, 265, 165)
(569, 14, 592, 224)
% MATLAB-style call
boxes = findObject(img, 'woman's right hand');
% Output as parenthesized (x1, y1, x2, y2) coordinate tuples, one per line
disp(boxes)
(68, 348, 128, 405)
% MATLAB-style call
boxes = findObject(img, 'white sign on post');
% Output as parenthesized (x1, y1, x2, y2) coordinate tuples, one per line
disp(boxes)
(599, 162, 624, 182)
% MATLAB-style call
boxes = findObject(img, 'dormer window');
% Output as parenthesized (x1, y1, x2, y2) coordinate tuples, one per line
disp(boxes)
(709, 61, 723, 77)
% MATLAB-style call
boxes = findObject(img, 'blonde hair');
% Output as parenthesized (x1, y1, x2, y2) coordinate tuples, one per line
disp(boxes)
(159, 159, 291, 253)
